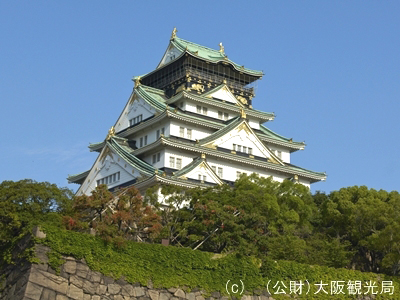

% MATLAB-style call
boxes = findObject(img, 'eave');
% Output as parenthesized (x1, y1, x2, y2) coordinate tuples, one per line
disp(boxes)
(133, 137, 326, 183)
(168, 91, 275, 122)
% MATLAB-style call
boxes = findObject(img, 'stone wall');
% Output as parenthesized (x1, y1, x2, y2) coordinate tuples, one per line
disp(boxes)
(0, 244, 257, 300)
(0, 229, 377, 300)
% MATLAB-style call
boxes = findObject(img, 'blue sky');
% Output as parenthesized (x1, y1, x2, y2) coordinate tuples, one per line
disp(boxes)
(1, 1, 399, 194)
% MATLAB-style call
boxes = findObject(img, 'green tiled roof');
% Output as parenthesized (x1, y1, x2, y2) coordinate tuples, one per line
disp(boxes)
(107, 137, 160, 176)
(198, 117, 242, 145)
(259, 124, 305, 146)
(171, 37, 263, 77)
(172, 157, 204, 178)
(135, 85, 168, 112)
(67, 170, 90, 184)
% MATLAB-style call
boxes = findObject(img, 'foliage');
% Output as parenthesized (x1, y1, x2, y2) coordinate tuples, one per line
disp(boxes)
(0, 179, 73, 267)
(39, 224, 400, 299)
(65, 185, 162, 245)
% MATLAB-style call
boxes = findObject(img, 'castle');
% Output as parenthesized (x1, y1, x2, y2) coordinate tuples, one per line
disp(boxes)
(68, 29, 326, 197)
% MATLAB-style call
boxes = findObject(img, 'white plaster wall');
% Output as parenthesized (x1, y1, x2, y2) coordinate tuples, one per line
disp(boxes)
(134, 122, 169, 149)
(248, 117, 260, 130)
(115, 97, 156, 133)
(184, 100, 234, 121)
(78, 151, 140, 196)
(165, 148, 197, 170)
(170, 120, 214, 140)
(268, 145, 290, 163)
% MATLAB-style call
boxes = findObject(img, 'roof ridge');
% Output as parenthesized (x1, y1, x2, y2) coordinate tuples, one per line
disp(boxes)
(174, 37, 222, 55)
(260, 124, 304, 145)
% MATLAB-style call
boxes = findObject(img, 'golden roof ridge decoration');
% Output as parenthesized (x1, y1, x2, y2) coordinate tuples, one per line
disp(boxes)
(171, 27, 177, 40)
(106, 126, 115, 140)
(219, 42, 224, 53)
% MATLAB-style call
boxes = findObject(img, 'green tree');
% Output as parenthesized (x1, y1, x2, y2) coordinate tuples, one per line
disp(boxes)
(0, 179, 73, 265)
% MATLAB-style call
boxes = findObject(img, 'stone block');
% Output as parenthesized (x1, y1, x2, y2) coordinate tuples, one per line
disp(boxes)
(186, 293, 195, 300)
(96, 284, 107, 295)
(92, 296, 101, 300)
(83, 279, 98, 294)
(211, 292, 220, 298)
(83, 294, 91, 300)
(102, 276, 115, 285)
(24, 282, 43, 300)
(195, 296, 205, 300)
(114, 296, 125, 300)
(108, 283, 121, 294)
(70, 275, 84, 288)
(63, 260, 77, 274)
(167, 288, 177, 294)
(174, 289, 185, 299)
(55, 295, 69, 300)
(29, 268, 68, 294)
(134, 287, 145, 297)
(76, 263, 90, 278)
(121, 285, 135, 297)
(148, 289, 159, 300)
(32, 226, 46, 239)
(159, 292, 171, 300)
(67, 284, 84, 300)
(89, 271, 102, 283)
(35, 245, 50, 264)
(41, 288, 56, 300)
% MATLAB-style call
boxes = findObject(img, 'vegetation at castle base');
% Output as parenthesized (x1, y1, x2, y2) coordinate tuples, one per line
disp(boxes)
(64, 184, 162, 245)
(39, 224, 400, 299)
(2, 178, 400, 298)
(152, 175, 400, 276)
(0, 179, 73, 267)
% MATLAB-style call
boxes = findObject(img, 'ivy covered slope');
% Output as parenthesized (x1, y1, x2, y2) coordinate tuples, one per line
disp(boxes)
(39, 224, 400, 299)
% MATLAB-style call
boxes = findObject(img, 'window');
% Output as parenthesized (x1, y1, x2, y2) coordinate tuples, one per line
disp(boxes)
(129, 114, 143, 126)
(180, 102, 184, 108)
(248, 148, 253, 155)
(277, 150, 282, 159)
(197, 105, 208, 115)
(237, 145, 242, 152)
(218, 111, 223, 119)
(144, 135, 148, 145)
(97, 172, 120, 186)
(169, 157, 175, 168)
(211, 166, 216, 173)
(236, 171, 242, 180)
(198, 174, 202, 181)
(224, 112, 229, 120)
(176, 158, 182, 169)
(187, 129, 192, 139)
(217, 167, 223, 178)
(152, 153, 160, 164)
(156, 130, 160, 139)
(203, 175, 207, 182)
(243, 146, 247, 153)
(161, 127, 165, 135)
(232, 144, 236, 151)
(140, 137, 143, 147)
(179, 127, 185, 138)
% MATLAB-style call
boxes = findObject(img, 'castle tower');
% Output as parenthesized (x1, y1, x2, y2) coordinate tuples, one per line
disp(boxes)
(68, 29, 326, 197)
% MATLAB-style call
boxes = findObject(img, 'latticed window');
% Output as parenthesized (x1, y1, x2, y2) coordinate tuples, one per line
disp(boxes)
(169, 156, 175, 168)
(187, 129, 192, 139)
(197, 105, 202, 113)
(179, 127, 185, 137)
(218, 167, 223, 178)
(176, 158, 182, 169)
